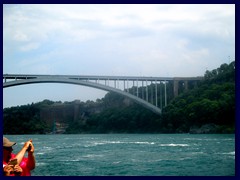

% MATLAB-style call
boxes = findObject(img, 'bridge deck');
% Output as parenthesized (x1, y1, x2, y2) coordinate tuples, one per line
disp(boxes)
(3, 74, 203, 81)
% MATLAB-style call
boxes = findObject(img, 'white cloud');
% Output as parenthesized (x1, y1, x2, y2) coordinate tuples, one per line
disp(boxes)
(19, 42, 40, 52)
(13, 31, 29, 41)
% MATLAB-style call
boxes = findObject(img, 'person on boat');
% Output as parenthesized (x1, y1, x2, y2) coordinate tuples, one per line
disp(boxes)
(3, 137, 36, 176)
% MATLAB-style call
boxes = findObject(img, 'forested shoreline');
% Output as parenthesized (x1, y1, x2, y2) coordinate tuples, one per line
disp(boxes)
(3, 61, 235, 134)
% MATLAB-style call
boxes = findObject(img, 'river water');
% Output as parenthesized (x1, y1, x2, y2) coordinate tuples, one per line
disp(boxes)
(5, 134, 235, 176)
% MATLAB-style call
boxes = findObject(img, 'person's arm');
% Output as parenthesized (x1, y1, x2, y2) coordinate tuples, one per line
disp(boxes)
(26, 140, 36, 170)
(14, 140, 32, 165)
(27, 151, 36, 170)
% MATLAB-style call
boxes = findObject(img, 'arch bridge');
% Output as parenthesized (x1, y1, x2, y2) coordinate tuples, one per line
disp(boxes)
(3, 74, 203, 115)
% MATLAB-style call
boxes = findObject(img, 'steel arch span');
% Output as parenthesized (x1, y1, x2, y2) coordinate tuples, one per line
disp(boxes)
(3, 77, 162, 115)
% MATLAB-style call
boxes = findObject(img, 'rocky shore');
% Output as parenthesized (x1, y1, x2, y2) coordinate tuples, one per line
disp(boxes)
(189, 123, 234, 134)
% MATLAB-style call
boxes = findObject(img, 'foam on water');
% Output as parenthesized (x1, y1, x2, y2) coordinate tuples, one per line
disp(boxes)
(159, 143, 189, 147)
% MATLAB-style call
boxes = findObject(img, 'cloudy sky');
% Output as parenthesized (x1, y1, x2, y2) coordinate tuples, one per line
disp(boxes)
(3, 4, 235, 108)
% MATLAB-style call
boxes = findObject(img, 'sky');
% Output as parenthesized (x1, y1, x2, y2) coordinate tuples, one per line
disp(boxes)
(3, 4, 235, 108)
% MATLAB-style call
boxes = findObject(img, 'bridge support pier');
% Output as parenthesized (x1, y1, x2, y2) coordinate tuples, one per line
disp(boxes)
(174, 80, 179, 97)
(146, 80, 148, 102)
(174, 80, 191, 97)
(155, 81, 157, 107)
(164, 81, 167, 107)
(184, 80, 188, 92)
